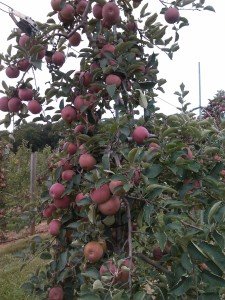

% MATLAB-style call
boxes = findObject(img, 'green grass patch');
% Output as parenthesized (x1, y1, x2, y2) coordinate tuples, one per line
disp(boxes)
(0, 235, 50, 300)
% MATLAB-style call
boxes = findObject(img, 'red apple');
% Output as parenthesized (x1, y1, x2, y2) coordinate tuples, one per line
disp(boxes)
(93, 3, 103, 19)
(51, 0, 65, 11)
(164, 7, 180, 24)
(61, 170, 75, 181)
(18, 88, 33, 101)
(132, 126, 150, 144)
(90, 184, 111, 204)
(48, 219, 61, 236)
(76, 0, 88, 15)
(17, 59, 31, 71)
(5, 66, 20, 78)
(79, 153, 96, 171)
(84, 241, 104, 263)
(18, 34, 30, 48)
(52, 51, 65, 67)
(60, 4, 75, 21)
(74, 124, 85, 134)
(65, 142, 77, 155)
(105, 74, 121, 87)
(48, 286, 63, 300)
(27, 100, 42, 114)
(98, 196, 121, 215)
(102, 2, 120, 25)
(0, 97, 9, 112)
(61, 106, 77, 123)
(68, 32, 81, 46)
(54, 195, 70, 209)
(8, 97, 22, 112)
(100, 44, 115, 57)
(42, 204, 57, 218)
(49, 182, 65, 199)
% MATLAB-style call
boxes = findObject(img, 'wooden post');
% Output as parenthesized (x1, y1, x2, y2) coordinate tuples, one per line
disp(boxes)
(30, 152, 37, 235)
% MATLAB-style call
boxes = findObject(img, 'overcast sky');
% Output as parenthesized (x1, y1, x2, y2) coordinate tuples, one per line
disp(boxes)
(0, 0, 223, 130)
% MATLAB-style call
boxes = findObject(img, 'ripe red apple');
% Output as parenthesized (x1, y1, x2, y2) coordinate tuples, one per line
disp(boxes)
(0, 97, 9, 112)
(60, 4, 75, 21)
(52, 51, 65, 67)
(5, 66, 20, 78)
(54, 195, 70, 209)
(49, 182, 65, 199)
(100, 43, 115, 57)
(76, 0, 88, 15)
(27, 100, 42, 114)
(90, 62, 99, 73)
(62, 169, 75, 181)
(37, 46, 46, 60)
(126, 21, 137, 32)
(74, 124, 85, 134)
(220, 169, 225, 177)
(51, 0, 65, 11)
(149, 142, 160, 152)
(48, 219, 61, 236)
(84, 241, 104, 263)
(42, 204, 57, 218)
(18, 88, 33, 101)
(101, 18, 113, 29)
(48, 286, 63, 300)
(153, 246, 164, 261)
(74, 95, 89, 110)
(79, 153, 96, 171)
(58, 158, 73, 170)
(65, 142, 77, 155)
(105, 74, 121, 87)
(79, 71, 92, 87)
(132, 126, 150, 144)
(61, 105, 77, 123)
(75, 192, 86, 203)
(90, 184, 111, 204)
(93, 3, 103, 19)
(117, 259, 134, 282)
(102, 2, 120, 25)
(133, 169, 141, 186)
(109, 180, 124, 195)
(98, 196, 121, 215)
(164, 7, 180, 24)
(68, 32, 81, 46)
(17, 59, 31, 71)
(8, 97, 22, 113)
(18, 34, 30, 48)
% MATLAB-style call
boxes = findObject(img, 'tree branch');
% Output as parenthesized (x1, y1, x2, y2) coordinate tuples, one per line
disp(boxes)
(135, 252, 171, 274)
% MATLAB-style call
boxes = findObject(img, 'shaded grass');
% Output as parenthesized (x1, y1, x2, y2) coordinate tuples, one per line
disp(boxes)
(0, 235, 50, 300)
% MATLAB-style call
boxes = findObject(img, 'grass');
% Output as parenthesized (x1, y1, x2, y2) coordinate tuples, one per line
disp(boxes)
(0, 235, 50, 300)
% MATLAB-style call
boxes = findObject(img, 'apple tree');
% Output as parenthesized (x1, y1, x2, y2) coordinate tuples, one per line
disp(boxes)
(0, 0, 225, 299)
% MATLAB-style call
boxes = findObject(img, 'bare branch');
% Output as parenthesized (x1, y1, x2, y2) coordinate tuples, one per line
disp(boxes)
(135, 252, 171, 274)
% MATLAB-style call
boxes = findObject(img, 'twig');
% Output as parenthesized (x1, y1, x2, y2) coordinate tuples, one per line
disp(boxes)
(135, 252, 171, 274)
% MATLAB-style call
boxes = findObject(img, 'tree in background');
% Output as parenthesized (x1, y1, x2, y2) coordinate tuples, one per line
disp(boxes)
(1, 1, 225, 299)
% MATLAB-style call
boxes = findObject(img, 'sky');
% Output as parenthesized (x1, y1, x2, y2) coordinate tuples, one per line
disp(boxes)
(0, 0, 224, 130)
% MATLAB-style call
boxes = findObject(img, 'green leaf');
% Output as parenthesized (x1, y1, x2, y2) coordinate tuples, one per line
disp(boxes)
(143, 204, 154, 226)
(154, 232, 167, 250)
(93, 279, 103, 290)
(181, 252, 193, 272)
(133, 291, 146, 300)
(170, 276, 193, 296)
(202, 270, 225, 287)
(102, 154, 110, 170)
(212, 230, 225, 250)
(144, 164, 163, 178)
(139, 81, 156, 90)
(208, 201, 221, 224)
(187, 241, 208, 261)
(40, 252, 52, 260)
(204, 5, 215, 12)
(58, 251, 68, 271)
(82, 267, 99, 280)
(136, 89, 148, 108)
(106, 84, 116, 98)
(199, 242, 225, 272)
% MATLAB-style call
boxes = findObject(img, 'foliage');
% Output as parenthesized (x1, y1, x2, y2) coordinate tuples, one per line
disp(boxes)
(0, 142, 51, 233)
(1, 0, 224, 299)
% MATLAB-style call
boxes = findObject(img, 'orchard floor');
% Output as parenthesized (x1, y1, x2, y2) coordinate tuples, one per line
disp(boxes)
(0, 223, 49, 300)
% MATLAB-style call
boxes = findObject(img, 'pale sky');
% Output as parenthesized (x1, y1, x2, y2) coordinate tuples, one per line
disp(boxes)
(0, 0, 223, 130)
